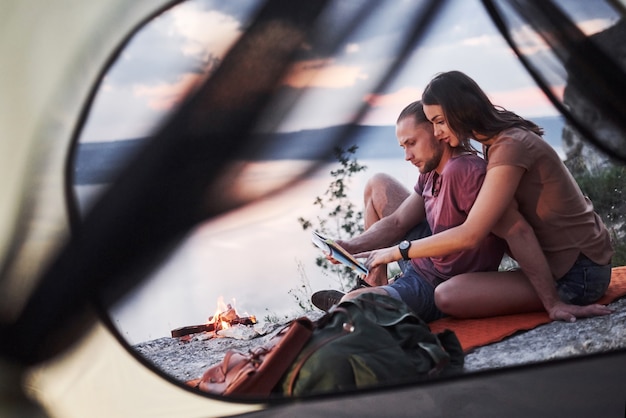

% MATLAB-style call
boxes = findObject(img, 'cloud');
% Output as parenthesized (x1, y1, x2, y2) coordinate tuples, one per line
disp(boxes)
(81, 0, 257, 141)
(461, 34, 498, 47)
(360, 83, 561, 127)
(512, 17, 616, 56)
(104, 2, 248, 98)
(489, 85, 563, 116)
(362, 87, 423, 125)
(577, 18, 616, 36)
(80, 82, 163, 142)
(283, 59, 369, 89)
(345, 43, 360, 54)
(170, 2, 243, 61)
(133, 73, 205, 111)
(365, 87, 423, 108)
(84, 0, 574, 142)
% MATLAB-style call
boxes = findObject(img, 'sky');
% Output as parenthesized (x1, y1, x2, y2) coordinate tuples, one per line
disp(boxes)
(79, 0, 619, 142)
(74, 0, 622, 347)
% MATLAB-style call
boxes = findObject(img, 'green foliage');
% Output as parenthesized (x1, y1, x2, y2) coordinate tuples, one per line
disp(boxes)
(573, 163, 626, 266)
(297, 145, 367, 291)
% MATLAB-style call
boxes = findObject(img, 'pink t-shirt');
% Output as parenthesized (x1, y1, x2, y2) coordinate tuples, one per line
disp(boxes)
(412, 154, 506, 285)
(486, 127, 613, 278)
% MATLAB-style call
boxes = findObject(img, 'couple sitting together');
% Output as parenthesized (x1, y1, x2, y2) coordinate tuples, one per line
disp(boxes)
(312, 71, 614, 323)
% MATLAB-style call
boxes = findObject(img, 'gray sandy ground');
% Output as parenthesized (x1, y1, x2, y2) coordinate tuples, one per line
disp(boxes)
(134, 297, 626, 383)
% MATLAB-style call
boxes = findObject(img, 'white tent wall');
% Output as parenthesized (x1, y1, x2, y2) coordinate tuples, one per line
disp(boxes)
(24, 320, 261, 417)
(3, 1, 626, 416)
(0, 1, 261, 416)
(0, 0, 162, 321)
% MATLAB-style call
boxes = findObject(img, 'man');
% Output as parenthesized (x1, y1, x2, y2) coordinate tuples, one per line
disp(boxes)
(311, 100, 506, 322)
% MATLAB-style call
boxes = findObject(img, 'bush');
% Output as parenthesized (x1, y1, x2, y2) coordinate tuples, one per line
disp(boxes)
(297, 145, 367, 291)
(574, 164, 626, 266)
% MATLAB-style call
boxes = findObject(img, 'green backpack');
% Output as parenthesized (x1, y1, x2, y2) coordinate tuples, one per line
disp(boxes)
(277, 292, 464, 396)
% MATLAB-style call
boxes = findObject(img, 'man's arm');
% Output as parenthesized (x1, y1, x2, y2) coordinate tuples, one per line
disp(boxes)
(341, 192, 426, 254)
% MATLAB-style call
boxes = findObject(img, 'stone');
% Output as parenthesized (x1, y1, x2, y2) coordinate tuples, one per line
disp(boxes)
(134, 297, 626, 385)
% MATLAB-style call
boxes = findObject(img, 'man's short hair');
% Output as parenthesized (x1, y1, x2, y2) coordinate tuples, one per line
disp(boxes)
(397, 100, 428, 125)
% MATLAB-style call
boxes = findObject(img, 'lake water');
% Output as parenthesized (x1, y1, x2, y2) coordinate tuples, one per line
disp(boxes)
(79, 140, 565, 345)
(76, 158, 416, 344)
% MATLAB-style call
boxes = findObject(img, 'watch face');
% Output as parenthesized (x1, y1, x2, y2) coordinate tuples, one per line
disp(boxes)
(399, 240, 411, 260)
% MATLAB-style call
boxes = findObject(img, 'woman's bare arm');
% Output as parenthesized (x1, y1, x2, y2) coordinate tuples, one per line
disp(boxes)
(356, 165, 612, 321)
(356, 165, 522, 263)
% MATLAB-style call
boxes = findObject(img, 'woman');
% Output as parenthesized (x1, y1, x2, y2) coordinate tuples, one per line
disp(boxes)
(359, 71, 614, 322)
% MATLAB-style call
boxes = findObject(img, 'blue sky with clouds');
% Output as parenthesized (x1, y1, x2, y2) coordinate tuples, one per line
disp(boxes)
(98, 0, 622, 344)
(80, 0, 619, 142)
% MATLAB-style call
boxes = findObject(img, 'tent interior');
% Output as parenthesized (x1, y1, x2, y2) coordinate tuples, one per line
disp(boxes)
(1, 0, 626, 417)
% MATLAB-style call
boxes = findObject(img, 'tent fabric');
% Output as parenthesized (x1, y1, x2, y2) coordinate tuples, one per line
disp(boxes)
(1, 0, 263, 416)
(5, 0, 333, 366)
(24, 316, 262, 418)
(483, 0, 626, 161)
(1, 1, 626, 417)
(430, 266, 626, 351)
(0, 0, 176, 321)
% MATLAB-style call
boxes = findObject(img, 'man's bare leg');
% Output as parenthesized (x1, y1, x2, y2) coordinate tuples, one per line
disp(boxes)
(311, 174, 411, 311)
(363, 173, 411, 228)
(342, 285, 392, 301)
(362, 173, 410, 286)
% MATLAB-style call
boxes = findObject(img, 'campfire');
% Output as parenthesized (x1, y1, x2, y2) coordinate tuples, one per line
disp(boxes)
(171, 297, 257, 338)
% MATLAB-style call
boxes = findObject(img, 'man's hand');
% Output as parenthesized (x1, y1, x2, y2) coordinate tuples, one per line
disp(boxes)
(548, 301, 614, 322)
(324, 239, 350, 265)
(324, 253, 341, 265)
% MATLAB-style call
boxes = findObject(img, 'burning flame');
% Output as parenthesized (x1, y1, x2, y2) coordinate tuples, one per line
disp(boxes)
(207, 296, 256, 332)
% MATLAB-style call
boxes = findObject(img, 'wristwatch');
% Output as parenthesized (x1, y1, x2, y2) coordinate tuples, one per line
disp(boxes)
(398, 240, 411, 261)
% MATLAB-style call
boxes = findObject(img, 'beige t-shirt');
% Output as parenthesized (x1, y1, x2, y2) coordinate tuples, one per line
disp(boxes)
(486, 127, 613, 279)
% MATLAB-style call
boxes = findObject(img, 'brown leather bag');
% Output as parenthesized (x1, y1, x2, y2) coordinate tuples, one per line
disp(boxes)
(192, 317, 314, 397)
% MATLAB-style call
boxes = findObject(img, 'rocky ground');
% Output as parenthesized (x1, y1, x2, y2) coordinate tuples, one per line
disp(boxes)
(134, 297, 626, 384)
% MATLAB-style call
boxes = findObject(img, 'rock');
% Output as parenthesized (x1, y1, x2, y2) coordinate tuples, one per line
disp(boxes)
(216, 324, 260, 340)
(134, 320, 289, 382)
(133, 297, 626, 385)
(464, 297, 626, 371)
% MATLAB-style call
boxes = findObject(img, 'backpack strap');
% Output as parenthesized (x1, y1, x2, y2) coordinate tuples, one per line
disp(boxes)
(228, 317, 314, 396)
(417, 341, 450, 377)
(285, 307, 353, 396)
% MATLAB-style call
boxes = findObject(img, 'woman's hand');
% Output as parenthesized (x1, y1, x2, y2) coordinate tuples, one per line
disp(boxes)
(547, 301, 614, 322)
(354, 246, 400, 270)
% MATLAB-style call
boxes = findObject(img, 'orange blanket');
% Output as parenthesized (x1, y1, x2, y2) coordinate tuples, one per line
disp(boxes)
(429, 266, 626, 352)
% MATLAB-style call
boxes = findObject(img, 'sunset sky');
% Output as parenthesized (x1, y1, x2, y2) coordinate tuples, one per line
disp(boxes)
(80, 0, 618, 143)
(96, 0, 621, 344)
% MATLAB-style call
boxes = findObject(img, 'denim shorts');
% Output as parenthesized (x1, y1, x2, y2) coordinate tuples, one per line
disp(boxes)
(556, 255, 612, 305)
(382, 262, 445, 323)
(381, 220, 443, 321)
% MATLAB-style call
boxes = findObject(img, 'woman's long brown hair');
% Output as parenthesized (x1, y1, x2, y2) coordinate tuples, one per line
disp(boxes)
(422, 71, 544, 144)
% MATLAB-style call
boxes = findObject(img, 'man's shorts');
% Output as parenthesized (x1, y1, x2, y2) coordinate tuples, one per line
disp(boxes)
(382, 262, 445, 322)
(381, 220, 444, 322)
